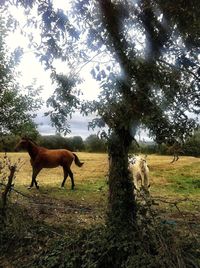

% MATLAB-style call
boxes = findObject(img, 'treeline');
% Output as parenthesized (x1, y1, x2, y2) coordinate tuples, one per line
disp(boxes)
(38, 134, 107, 152)
(1, 131, 200, 156)
(0, 134, 107, 153)
(133, 130, 200, 157)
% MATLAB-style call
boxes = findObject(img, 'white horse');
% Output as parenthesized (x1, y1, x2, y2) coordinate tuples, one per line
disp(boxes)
(128, 155, 150, 192)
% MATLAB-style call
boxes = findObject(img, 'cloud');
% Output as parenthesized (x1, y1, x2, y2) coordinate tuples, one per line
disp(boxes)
(34, 109, 98, 139)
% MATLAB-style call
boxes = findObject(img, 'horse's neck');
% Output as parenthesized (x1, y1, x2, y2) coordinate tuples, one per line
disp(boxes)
(27, 142, 39, 160)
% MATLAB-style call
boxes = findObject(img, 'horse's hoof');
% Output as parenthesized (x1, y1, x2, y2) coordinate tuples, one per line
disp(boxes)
(36, 186, 39, 190)
(27, 186, 32, 190)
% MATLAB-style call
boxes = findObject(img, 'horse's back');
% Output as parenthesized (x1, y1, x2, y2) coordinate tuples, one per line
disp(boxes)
(34, 148, 74, 168)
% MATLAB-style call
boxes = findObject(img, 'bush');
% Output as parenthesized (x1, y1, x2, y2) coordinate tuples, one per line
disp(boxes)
(183, 130, 200, 157)
(0, 189, 200, 268)
(130, 141, 158, 155)
(85, 135, 107, 152)
(29, 201, 200, 268)
(0, 134, 20, 152)
(38, 135, 85, 151)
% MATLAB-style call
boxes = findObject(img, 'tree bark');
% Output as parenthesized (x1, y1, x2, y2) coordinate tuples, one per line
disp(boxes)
(107, 129, 136, 227)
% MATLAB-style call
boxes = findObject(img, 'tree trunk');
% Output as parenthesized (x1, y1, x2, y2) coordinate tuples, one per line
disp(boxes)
(1, 165, 16, 224)
(107, 129, 136, 228)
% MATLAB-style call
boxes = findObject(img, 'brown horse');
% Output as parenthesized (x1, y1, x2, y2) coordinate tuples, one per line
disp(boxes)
(167, 141, 184, 163)
(15, 137, 84, 190)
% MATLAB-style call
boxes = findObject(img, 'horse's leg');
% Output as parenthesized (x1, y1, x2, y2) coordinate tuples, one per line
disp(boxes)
(68, 168, 75, 190)
(28, 167, 41, 189)
(61, 167, 68, 188)
(170, 154, 176, 164)
(143, 173, 149, 192)
(134, 173, 139, 191)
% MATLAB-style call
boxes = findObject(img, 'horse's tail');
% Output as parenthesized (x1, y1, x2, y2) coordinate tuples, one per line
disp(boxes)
(73, 153, 84, 167)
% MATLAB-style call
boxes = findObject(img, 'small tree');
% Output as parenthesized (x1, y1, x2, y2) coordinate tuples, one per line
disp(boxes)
(0, 14, 42, 137)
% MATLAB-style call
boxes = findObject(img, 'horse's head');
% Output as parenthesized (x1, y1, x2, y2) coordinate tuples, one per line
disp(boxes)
(129, 155, 149, 169)
(15, 137, 30, 152)
(128, 155, 137, 165)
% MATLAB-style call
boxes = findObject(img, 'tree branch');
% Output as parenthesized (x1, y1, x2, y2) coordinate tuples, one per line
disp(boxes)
(158, 59, 200, 82)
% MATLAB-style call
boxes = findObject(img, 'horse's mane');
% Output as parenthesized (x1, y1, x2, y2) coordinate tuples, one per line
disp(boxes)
(22, 137, 38, 146)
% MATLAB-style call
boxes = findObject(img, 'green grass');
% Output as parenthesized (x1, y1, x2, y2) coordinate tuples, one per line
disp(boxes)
(148, 156, 200, 197)
(1, 152, 200, 219)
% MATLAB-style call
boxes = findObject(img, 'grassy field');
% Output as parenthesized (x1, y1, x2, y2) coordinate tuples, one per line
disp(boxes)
(1, 152, 200, 229)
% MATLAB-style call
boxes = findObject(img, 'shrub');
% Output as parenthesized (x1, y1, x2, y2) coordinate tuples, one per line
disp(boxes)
(30, 200, 200, 268)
